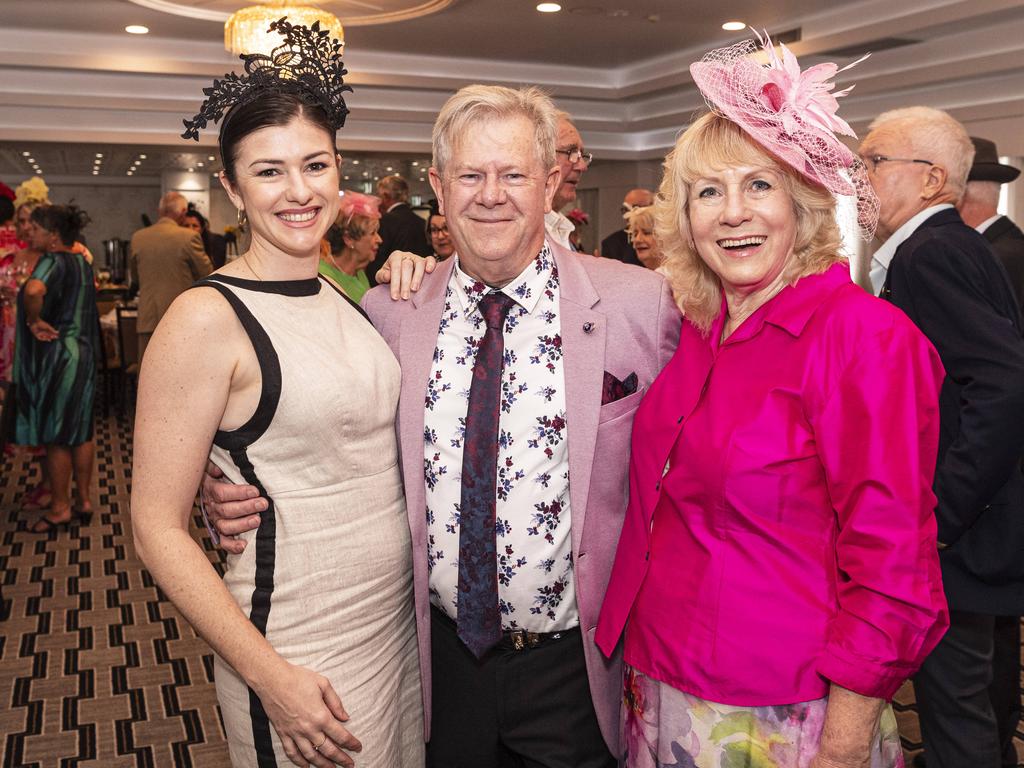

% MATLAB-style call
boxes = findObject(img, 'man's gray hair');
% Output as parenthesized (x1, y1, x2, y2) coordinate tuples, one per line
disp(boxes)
(377, 174, 410, 202)
(868, 106, 975, 201)
(432, 85, 557, 173)
(158, 191, 188, 220)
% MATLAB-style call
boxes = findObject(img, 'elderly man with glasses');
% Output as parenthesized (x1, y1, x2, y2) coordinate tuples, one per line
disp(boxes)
(859, 106, 1024, 768)
(544, 111, 594, 249)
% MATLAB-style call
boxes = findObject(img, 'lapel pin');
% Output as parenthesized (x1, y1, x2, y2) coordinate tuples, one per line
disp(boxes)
(583, 322, 594, 334)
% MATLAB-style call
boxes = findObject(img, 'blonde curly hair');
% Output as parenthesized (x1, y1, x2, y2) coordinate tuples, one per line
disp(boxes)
(656, 113, 845, 334)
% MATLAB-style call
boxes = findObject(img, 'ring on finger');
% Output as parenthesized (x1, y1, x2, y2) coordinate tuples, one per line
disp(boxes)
(314, 733, 327, 752)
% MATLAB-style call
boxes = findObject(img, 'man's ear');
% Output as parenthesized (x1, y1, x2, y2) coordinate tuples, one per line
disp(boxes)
(922, 163, 949, 202)
(428, 168, 445, 215)
(543, 165, 561, 214)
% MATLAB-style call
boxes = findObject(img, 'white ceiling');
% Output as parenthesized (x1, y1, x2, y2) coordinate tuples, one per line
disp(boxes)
(0, 0, 1022, 186)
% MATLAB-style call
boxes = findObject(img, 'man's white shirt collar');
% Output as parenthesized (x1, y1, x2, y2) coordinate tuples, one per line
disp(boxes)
(544, 209, 573, 249)
(976, 214, 1002, 234)
(869, 204, 954, 295)
(386, 201, 404, 213)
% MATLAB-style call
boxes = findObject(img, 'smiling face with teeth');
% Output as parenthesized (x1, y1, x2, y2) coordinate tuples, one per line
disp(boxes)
(688, 162, 798, 311)
(219, 114, 340, 275)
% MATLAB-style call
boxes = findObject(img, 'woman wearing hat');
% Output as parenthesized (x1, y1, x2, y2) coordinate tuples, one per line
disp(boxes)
(596, 35, 949, 767)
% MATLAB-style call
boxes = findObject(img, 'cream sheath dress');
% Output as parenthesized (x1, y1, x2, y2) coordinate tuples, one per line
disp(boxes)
(195, 273, 423, 768)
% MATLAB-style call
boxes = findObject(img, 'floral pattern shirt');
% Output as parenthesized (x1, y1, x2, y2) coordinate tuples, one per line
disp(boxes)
(423, 244, 578, 632)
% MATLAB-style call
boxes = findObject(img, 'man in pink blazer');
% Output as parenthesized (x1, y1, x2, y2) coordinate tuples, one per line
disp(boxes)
(206, 84, 679, 766)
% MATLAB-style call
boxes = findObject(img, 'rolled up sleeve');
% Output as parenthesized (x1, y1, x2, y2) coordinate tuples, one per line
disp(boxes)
(813, 324, 949, 699)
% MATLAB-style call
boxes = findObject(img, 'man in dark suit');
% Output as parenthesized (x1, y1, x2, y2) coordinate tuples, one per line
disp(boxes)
(598, 188, 652, 267)
(860, 107, 1024, 768)
(366, 174, 430, 286)
(959, 138, 1024, 312)
(956, 137, 1024, 768)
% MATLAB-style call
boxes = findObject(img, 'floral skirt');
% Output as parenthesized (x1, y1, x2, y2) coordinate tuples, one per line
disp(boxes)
(621, 665, 904, 768)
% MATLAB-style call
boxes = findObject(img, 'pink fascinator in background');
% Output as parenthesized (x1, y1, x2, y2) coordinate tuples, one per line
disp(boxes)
(337, 190, 381, 224)
(689, 32, 878, 239)
(566, 208, 590, 226)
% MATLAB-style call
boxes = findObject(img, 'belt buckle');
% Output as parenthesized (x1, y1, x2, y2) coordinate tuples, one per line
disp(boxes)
(510, 630, 526, 651)
(509, 629, 543, 651)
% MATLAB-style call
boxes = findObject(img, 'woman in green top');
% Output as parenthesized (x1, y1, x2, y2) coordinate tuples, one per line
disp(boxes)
(318, 191, 381, 303)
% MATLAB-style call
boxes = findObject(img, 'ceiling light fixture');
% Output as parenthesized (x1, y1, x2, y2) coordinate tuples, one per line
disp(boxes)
(125, 25, 150, 35)
(139, 154, 147, 159)
(537, 2, 562, 12)
(722, 21, 746, 31)
(21, 151, 29, 157)
(224, 1, 344, 56)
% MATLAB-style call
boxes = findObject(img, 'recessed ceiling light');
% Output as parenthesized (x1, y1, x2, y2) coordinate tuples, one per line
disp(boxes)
(125, 25, 149, 35)
(386, 166, 393, 172)
(21, 151, 29, 157)
(419, 177, 425, 182)
(722, 21, 746, 31)
(412, 161, 419, 167)
(362, 171, 368, 176)
(139, 154, 147, 159)
(197, 162, 204, 167)
(95, 152, 103, 158)
(208, 155, 215, 162)
(92, 170, 99, 176)
(537, 2, 561, 11)
(343, 175, 350, 180)
(188, 168, 195, 173)
(27, 157, 35, 163)
(351, 159, 359, 165)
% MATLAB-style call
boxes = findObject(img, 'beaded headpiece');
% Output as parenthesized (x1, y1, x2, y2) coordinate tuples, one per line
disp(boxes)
(690, 32, 878, 239)
(182, 17, 351, 141)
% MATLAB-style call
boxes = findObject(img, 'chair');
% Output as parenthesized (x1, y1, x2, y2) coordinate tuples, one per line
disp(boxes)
(115, 305, 140, 417)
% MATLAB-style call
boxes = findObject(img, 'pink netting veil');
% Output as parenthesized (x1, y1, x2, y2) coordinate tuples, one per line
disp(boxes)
(689, 34, 878, 240)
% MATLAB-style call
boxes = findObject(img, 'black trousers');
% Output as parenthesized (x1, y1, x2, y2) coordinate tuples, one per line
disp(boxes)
(914, 610, 1003, 768)
(990, 615, 1021, 768)
(426, 607, 616, 768)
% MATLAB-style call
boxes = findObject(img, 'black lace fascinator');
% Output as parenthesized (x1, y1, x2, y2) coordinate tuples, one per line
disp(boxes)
(182, 17, 351, 141)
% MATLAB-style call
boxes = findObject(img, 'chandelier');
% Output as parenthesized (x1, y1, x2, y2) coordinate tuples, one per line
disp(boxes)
(225, 1, 345, 56)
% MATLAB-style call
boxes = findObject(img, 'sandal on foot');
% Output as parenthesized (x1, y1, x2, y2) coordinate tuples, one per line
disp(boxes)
(29, 515, 70, 534)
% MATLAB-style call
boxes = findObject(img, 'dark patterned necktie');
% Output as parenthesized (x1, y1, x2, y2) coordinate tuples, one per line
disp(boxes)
(457, 291, 516, 658)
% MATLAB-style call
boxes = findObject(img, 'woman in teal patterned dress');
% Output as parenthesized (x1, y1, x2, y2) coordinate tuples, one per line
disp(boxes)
(14, 204, 97, 533)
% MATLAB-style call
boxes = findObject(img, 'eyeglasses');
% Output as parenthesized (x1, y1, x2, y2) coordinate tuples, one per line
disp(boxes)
(861, 154, 934, 172)
(428, 225, 449, 236)
(555, 147, 594, 166)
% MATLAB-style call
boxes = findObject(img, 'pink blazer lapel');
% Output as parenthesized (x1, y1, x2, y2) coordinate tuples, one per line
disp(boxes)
(552, 246, 605, 556)
(397, 258, 456, 544)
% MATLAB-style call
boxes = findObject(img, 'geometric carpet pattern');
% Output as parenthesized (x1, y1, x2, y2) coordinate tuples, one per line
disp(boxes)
(0, 409, 231, 767)
(1, 408, 1021, 766)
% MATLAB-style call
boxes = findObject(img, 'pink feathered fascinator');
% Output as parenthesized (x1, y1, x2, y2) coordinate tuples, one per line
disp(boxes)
(689, 32, 878, 239)
(337, 190, 381, 224)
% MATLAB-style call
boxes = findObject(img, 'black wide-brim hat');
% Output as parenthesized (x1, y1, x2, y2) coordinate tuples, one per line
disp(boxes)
(969, 137, 1020, 183)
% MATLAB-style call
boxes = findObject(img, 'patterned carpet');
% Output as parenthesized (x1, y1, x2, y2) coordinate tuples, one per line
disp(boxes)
(0, 408, 1021, 766)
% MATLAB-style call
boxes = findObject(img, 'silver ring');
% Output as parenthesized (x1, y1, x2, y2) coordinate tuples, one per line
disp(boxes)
(314, 734, 327, 752)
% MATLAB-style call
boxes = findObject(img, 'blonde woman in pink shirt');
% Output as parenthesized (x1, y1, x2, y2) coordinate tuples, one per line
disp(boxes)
(596, 35, 949, 768)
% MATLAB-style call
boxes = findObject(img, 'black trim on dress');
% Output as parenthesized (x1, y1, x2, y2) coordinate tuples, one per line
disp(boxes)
(229, 447, 279, 768)
(201, 273, 322, 297)
(191, 277, 282, 450)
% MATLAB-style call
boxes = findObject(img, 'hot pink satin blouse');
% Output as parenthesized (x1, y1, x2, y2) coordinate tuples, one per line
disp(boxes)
(596, 263, 949, 703)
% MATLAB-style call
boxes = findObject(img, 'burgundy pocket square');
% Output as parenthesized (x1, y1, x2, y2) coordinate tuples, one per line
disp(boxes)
(602, 371, 639, 405)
